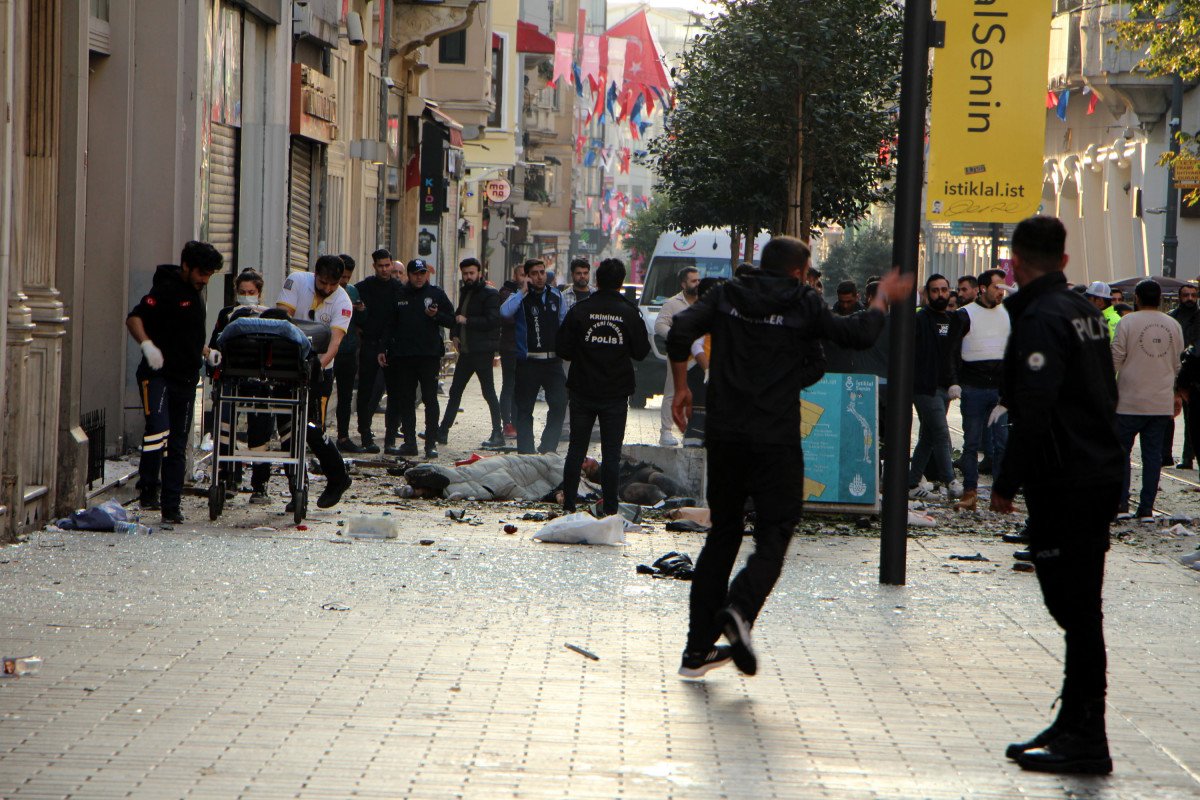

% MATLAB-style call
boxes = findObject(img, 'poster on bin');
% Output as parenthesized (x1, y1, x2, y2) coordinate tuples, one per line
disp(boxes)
(800, 373, 879, 512)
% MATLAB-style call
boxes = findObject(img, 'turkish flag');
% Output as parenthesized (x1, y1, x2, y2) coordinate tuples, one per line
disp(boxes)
(606, 10, 670, 93)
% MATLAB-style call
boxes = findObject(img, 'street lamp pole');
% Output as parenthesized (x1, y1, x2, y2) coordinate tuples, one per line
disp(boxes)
(880, 0, 933, 586)
(1162, 72, 1183, 278)
(376, 0, 393, 250)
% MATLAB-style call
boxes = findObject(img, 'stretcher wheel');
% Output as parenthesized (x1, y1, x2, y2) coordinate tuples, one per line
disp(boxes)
(292, 489, 307, 526)
(209, 482, 225, 521)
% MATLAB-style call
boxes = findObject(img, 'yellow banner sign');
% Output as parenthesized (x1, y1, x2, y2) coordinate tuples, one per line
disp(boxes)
(926, 0, 1052, 223)
(1174, 157, 1200, 187)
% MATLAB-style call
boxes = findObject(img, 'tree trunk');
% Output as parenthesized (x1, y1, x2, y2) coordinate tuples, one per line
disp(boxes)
(800, 155, 815, 244)
(730, 225, 741, 270)
(743, 224, 756, 263)
(785, 89, 805, 237)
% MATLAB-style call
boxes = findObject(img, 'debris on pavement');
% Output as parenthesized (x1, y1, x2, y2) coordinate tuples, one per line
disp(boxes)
(564, 643, 600, 661)
(949, 553, 991, 562)
(346, 517, 399, 539)
(444, 509, 483, 526)
(419, 539, 436, 546)
(1, 656, 42, 678)
(520, 511, 556, 522)
(636, 551, 695, 580)
(907, 510, 937, 528)
(54, 499, 130, 532)
(320, 602, 350, 612)
(1012, 562, 1035, 572)
(532, 512, 624, 545)
(665, 519, 709, 533)
(503, 524, 518, 534)
(1163, 523, 1195, 538)
(666, 508, 711, 525)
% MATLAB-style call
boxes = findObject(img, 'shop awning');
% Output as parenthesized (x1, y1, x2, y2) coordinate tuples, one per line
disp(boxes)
(425, 103, 465, 148)
(517, 20, 554, 55)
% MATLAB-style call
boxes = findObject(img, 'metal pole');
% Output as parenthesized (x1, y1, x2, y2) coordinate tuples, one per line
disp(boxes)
(880, 0, 932, 586)
(376, 0, 393, 250)
(1162, 73, 1183, 278)
(990, 223, 1000, 269)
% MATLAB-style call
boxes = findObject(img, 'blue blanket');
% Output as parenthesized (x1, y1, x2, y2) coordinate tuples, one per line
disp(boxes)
(217, 317, 312, 358)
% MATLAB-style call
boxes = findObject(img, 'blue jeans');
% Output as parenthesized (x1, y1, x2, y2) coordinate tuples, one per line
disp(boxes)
(909, 389, 953, 486)
(1116, 414, 1170, 517)
(960, 386, 1008, 491)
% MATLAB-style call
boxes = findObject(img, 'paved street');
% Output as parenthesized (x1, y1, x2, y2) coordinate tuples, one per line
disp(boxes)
(2, 387, 1199, 799)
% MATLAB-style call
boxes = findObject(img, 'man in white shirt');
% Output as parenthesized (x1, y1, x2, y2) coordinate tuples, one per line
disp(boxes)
(1112, 279, 1185, 521)
(260, 254, 353, 509)
(654, 266, 699, 446)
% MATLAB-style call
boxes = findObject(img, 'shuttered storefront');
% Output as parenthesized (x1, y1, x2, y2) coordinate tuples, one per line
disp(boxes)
(207, 122, 239, 269)
(288, 138, 314, 272)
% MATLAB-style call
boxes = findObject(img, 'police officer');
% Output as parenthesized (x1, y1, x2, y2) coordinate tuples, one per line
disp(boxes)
(500, 258, 569, 454)
(556, 258, 650, 515)
(380, 258, 454, 458)
(126, 241, 224, 523)
(991, 216, 1124, 775)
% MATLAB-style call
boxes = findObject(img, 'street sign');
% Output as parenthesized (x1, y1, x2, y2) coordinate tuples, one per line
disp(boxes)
(484, 179, 512, 203)
(801, 373, 879, 514)
(1174, 157, 1200, 188)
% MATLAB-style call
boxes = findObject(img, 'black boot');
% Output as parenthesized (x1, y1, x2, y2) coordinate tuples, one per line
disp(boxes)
(1015, 700, 1111, 774)
(1006, 697, 1072, 759)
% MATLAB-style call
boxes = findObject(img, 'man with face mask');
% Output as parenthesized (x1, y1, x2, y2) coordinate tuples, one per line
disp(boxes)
(654, 267, 700, 446)
(1168, 283, 1199, 469)
(438, 257, 504, 448)
(909, 273, 969, 499)
(954, 268, 1010, 510)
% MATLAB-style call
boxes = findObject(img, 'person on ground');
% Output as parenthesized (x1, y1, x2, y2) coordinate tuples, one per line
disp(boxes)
(500, 258, 569, 454)
(990, 215, 1125, 775)
(957, 274, 979, 306)
(380, 258, 454, 458)
(556, 258, 650, 515)
(1111, 279, 1184, 521)
(561, 257, 593, 312)
(1167, 282, 1199, 470)
(954, 268, 1009, 511)
(1083, 281, 1121, 340)
(667, 235, 911, 679)
(497, 262, 526, 439)
(654, 266, 700, 446)
(909, 273, 968, 499)
(439, 257, 504, 448)
(353, 249, 399, 453)
(333, 254, 366, 452)
(127, 241, 224, 523)
(263, 255, 354, 509)
(833, 280, 863, 316)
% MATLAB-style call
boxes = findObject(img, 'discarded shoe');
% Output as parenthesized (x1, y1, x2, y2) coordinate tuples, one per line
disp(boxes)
(637, 551, 695, 580)
(716, 606, 757, 676)
(678, 645, 733, 678)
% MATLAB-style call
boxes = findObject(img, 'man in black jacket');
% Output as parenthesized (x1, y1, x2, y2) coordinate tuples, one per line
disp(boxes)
(497, 263, 526, 438)
(1168, 283, 1199, 469)
(908, 273, 968, 498)
(556, 258, 650, 515)
(354, 248, 399, 453)
(438, 257, 504, 448)
(381, 259, 454, 458)
(991, 216, 1123, 775)
(667, 236, 910, 679)
(126, 241, 224, 523)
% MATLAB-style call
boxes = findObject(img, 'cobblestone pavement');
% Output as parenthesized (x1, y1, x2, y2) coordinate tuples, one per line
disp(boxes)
(2, 374, 1198, 799)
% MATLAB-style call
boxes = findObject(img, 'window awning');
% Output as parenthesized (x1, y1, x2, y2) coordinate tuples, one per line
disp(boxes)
(423, 102, 465, 148)
(517, 20, 554, 55)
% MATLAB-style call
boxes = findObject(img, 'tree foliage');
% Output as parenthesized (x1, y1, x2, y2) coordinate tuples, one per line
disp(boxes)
(818, 224, 894, 294)
(623, 195, 675, 260)
(1116, 1, 1200, 80)
(646, 0, 902, 239)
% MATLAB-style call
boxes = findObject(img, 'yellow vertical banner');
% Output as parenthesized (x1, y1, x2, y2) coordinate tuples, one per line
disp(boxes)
(926, 0, 1052, 223)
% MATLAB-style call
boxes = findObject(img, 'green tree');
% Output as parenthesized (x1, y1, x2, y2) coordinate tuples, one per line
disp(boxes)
(646, 0, 901, 242)
(623, 195, 674, 260)
(1116, 1, 1200, 80)
(818, 224, 894, 295)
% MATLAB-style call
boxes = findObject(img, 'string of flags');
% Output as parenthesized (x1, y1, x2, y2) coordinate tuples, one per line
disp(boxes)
(585, 189, 653, 236)
(1046, 85, 1100, 121)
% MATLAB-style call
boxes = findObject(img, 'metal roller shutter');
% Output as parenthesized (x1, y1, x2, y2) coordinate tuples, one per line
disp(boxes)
(288, 139, 314, 272)
(208, 122, 239, 269)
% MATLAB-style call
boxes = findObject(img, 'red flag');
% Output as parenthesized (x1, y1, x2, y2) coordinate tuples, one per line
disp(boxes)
(551, 32, 574, 87)
(405, 154, 421, 191)
(606, 10, 671, 93)
(1086, 92, 1099, 115)
(1046, 91, 1058, 110)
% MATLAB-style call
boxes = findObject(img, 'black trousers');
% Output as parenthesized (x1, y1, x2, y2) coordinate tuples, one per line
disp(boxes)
(333, 347, 358, 440)
(356, 342, 388, 442)
(393, 355, 441, 448)
(514, 357, 567, 454)
(440, 350, 501, 435)
(562, 392, 628, 515)
(1183, 399, 1196, 464)
(686, 440, 804, 652)
(249, 368, 347, 490)
(136, 368, 196, 512)
(499, 353, 517, 426)
(1026, 483, 1118, 706)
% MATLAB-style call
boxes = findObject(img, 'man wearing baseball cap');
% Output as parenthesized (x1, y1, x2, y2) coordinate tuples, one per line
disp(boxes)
(1084, 281, 1120, 340)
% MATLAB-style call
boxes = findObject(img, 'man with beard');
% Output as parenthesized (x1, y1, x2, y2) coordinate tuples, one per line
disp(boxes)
(654, 267, 700, 446)
(909, 273, 968, 499)
(957, 274, 978, 306)
(1168, 282, 1199, 469)
(562, 257, 594, 312)
(954, 268, 1009, 511)
(438, 257, 504, 448)
(353, 248, 399, 453)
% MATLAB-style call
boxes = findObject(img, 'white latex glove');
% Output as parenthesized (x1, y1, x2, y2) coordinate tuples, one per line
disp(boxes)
(988, 404, 1007, 427)
(141, 340, 165, 370)
(947, 384, 962, 400)
(207, 349, 222, 367)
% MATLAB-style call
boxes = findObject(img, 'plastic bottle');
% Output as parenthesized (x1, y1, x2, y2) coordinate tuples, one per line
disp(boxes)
(1, 656, 42, 677)
(113, 521, 152, 535)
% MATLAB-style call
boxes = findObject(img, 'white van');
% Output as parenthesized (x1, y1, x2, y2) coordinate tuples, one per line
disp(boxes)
(630, 229, 772, 407)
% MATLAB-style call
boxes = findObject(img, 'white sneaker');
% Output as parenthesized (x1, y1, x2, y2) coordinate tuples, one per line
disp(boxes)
(659, 433, 680, 447)
(948, 479, 964, 499)
(908, 480, 935, 499)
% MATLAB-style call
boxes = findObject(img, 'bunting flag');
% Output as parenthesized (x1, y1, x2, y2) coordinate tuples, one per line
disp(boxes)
(619, 148, 631, 174)
(606, 10, 671, 93)
(584, 147, 597, 167)
(581, 35, 602, 88)
(1087, 92, 1099, 115)
(575, 135, 585, 158)
(1056, 89, 1069, 121)
(572, 63, 584, 97)
(1046, 91, 1058, 110)
(552, 32, 574, 86)
(606, 82, 619, 121)
(628, 93, 645, 139)
(607, 38, 627, 89)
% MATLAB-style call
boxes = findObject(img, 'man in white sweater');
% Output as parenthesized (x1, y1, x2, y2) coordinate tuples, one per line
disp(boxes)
(654, 266, 700, 446)
(1112, 279, 1185, 521)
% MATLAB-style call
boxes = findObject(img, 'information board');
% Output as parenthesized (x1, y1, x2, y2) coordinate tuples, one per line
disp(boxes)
(800, 373, 879, 512)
